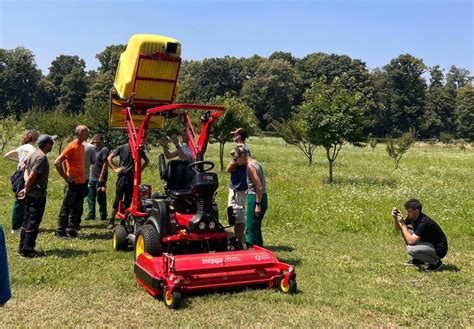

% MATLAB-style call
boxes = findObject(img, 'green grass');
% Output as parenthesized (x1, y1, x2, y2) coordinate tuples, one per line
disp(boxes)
(0, 137, 473, 327)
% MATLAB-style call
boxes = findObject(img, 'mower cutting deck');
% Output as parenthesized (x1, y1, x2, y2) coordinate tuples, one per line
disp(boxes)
(110, 34, 298, 309)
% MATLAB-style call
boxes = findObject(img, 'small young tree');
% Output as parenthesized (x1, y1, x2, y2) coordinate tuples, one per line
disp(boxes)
(210, 95, 259, 171)
(368, 136, 378, 151)
(386, 131, 415, 169)
(273, 112, 317, 164)
(299, 75, 366, 183)
(0, 116, 23, 152)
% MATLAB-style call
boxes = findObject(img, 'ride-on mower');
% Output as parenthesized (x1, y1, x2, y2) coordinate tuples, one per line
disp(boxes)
(110, 34, 297, 309)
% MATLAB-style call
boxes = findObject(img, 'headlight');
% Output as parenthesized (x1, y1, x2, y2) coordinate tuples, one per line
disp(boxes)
(209, 221, 216, 229)
(199, 222, 206, 230)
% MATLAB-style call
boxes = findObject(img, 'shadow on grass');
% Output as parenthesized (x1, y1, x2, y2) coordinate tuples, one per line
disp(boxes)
(80, 223, 109, 229)
(277, 257, 302, 266)
(440, 264, 461, 272)
(46, 248, 101, 258)
(333, 176, 397, 187)
(266, 245, 294, 252)
(79, 232, 112, 240)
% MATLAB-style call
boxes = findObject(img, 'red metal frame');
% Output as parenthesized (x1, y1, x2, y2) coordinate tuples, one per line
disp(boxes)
(117, 103, 224, 219)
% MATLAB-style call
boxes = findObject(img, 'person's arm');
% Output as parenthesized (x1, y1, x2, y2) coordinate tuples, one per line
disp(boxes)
(392, 208, 402, 231)
(248, 165, 263, 216)
(141, 151, 150, 170)
(396, 216, 421, 245)
(107, 152, 125, 173)
(226, 160, 238, 173)
(3, 149, 18, 162)
(54, 153, 75, 183)
(17, 170, 39, 199)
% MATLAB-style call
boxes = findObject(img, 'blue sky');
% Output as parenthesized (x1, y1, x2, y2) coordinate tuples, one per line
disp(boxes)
(1, 0, 472, 74)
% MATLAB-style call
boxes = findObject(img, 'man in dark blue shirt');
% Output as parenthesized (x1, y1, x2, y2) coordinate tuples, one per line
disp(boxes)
(392, 199, 448, 272)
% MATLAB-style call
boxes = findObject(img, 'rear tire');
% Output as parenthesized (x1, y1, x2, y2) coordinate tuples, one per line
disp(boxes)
(113, 225, 128, 251)
(134, 224, 162, 260)
(163, 286, 182, 309)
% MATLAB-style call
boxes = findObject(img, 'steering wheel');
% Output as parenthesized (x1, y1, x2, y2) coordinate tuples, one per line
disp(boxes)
(188, 161, 215, 173)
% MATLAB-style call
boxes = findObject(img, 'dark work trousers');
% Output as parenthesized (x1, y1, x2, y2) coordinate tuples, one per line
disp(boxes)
(57, 182, 87, 235)
(19, 196, 46, 253)
(0, 226, 11, 305)
(76, 179, 89, 227)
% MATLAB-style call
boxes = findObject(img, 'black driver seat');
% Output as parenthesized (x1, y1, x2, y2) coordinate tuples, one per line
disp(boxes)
(166, 160, 195, 199)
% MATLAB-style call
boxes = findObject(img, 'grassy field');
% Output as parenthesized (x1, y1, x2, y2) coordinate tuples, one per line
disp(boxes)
(0, 137, 473, 327)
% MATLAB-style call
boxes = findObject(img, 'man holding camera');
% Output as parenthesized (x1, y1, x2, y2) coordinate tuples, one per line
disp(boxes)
(392, 199, 448, 272)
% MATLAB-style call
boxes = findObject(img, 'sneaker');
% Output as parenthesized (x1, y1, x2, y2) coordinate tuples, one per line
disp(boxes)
(425, 261, 443, 272)
(84, 216, 96, 221)
(404, 259, 424, 267)
(20, 250, 46, 258)
(67, 230, 78, 239)
(56, 231, 70, 239)
(11, 229, 20, 234)
(106, 219, 115, 230)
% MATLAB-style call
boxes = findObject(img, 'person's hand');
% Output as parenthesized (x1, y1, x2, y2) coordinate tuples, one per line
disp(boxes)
(171, 134, 180, 147)
(391, 207, 400, 220)
(255, 204, 261, 217)
(159, 137, 169, 147)
(17, 188, 26, 200)
(66, 176, 76, 183)
(114, 167, 126, 174)
(99, 180, 106, 187)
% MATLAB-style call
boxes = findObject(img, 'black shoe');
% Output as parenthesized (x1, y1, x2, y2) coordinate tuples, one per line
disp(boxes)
(56, 230, 70, 239)
(100, 217, 108, 221)
(106, 219, 115, 230)
(404, 259, 424, 267)
(85, 216, 96, 221)
(67, 230, 77, 239)
(425, 261, 443, 272)
(20, 250, 45, 258)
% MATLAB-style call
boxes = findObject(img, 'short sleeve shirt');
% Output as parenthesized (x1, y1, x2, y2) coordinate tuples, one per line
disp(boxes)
(62, 140, 85, 184)
(15, 144, 36, 169)
(26, 150, 49, 197)
(83, 143, 96, 180)
(405, 214, 448, 258)
(112, 144, 135, 176)
(92, 147, 109, 181)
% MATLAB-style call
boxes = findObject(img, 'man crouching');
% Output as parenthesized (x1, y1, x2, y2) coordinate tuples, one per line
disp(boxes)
(392, 199, 448, 272)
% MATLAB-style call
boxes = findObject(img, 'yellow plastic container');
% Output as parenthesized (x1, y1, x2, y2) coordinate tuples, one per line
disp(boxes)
(109, 87, 164, 129)
(114, 34, 181, 103)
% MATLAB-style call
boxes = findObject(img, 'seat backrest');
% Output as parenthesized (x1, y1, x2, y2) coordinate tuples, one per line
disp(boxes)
(166, 160, 195, 191)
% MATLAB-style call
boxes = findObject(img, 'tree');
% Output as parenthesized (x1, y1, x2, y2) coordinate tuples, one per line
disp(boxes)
(273, 112, 317, 164)
(209, 95, 259, 171)
(57, 67, 89, 114)
(386, 131, 415, 169)
(455, 85, 474, 140)
(48, 55, 86, 87)
(96, 44, 126, 76)
(241, 59, 302, 129)
(269, 51, 296, 66)
(0, 116, 23, 152)
(0, 47, 42, 119)
(35, 77, 58, 109)
(446, 65, 473, 89)
(300, 75, 366, 183)
(85, 71, 114, 108)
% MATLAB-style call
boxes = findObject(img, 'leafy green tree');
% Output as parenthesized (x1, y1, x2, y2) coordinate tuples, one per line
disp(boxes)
(35, 77, 58, 109)
(429, 65, 444, 88)
(85, 71, 114, 108)
(273, 112, 317, 164)
(299, 75, 366, 183)
(0, 116, 23, 152)
(0, 47, 42, 119)
(382, 54, 427, 136)
(96, 44, 126, 76)
(269, 51, 296, 66)
(210, 95, 259, 170)
(446, 65, 473, 89)
(386, 131, 415, 169)
(58, 67, 89, 114)
(48, 55, 86, 87)
(241, 59, 302, 129)
(455, 85, 474, 140)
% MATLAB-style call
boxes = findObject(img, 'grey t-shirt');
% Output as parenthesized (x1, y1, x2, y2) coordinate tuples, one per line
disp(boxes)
(91, 146, 109, 181)
(26, 150, 49, 197)
(84, 142, 96, 180)
(247, 159, 266, 195)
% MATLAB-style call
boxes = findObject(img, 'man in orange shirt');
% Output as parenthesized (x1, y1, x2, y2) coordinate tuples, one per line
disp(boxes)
(54, 125, 89, 238)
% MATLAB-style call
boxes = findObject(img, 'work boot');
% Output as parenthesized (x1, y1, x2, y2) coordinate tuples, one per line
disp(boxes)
(20, 249, 46, 258)
(425, 260, 443, 272)
(106, 219, 115, 230)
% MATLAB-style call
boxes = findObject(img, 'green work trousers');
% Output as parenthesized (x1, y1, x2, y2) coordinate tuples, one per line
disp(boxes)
(245, 193, 268, 247)
(12, 196, 25, 230)
(87, 180, 108, 220)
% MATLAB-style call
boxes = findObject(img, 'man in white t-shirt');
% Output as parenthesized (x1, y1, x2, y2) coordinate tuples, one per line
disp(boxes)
(3, 130, 39, 233)
(77, 141, 96, 228)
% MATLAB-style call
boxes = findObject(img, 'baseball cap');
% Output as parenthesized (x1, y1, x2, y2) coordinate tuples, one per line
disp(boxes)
(37, 134, 54, 148)
(230, 127, 248, 139)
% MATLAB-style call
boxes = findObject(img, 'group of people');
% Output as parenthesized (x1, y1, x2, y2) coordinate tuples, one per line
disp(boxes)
(3, 126, 117, 257)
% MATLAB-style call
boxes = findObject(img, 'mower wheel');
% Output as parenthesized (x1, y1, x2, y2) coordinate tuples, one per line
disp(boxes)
(163, 286, 182, 309)
(134, 224, 162, 260)
(278, 276, 297, 294)
(113, 225, 128, 251)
